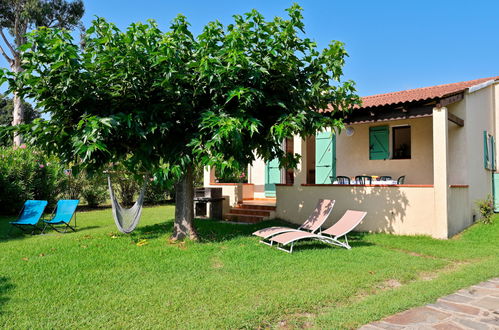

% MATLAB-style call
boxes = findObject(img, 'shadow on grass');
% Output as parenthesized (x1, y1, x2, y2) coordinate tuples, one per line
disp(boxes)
(196, 219, 289, 243)
(196, 220, 374, 246)
(40, 225, 101, 235)
(0, 277, 13, 316)
(132, 222, 174, 240)
(275, 234, 374, 253)
(76, 201, 175, 213)
(123, 215, 376, 250)
(133, 218, 290, 242)
(132, 218, 367, 245)
(0, 221, 101, 242)
(0, 219, 32, 242)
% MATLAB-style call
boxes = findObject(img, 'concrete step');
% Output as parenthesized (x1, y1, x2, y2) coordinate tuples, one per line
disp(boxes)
(224, 213, 265, 224)
(236, 204, 276, 211)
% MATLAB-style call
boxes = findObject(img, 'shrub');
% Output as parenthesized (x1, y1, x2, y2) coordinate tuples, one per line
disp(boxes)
(80, 174, 108, 207)
(0, 146, 66, 214)
(112, 176, 175, 206)
(144, 179, 172, 205)
(214, 167, 247, 183)
(62, 169, 86, 200)
(112, 176, 139, 207)
(54, 169, 108, 208)
(476, 195, 494, 224)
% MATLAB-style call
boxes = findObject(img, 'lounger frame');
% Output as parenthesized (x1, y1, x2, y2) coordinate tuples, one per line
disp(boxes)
(271, 210, 367, 253)
(275, 233, 351, 253)
(256, 199, 335, 246)
(259, 228, 316, 247)
(10, 221, 41, 235)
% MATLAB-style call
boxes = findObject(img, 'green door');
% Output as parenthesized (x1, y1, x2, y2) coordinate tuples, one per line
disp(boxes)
(493, 173, 499, 212)
(265, 158, 280, 197)
(315, 130, 336, 184)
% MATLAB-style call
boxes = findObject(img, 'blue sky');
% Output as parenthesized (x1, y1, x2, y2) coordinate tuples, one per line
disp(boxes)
(3, 0, 499, 96)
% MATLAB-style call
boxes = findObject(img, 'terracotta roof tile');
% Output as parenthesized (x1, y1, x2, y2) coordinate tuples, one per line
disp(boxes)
(328, 76, 499, 111)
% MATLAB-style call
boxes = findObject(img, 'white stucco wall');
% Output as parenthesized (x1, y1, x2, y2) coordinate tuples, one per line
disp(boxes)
(447, 101, 468, 185)
(448, 186, 471, 237)
(276, 185, 439, 237)
(248, 156, 267, 198)
(203, 166, 215, 186)
(464, 86, 495, 221)
(335, 117, 434, 184)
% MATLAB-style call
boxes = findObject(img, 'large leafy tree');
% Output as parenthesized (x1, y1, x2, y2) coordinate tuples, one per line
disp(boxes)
(1, 4, 360, 240)
(0, 0, 84, 145)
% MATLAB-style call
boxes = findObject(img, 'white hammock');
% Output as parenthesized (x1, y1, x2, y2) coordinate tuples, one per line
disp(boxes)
(107, 176, 147, 234)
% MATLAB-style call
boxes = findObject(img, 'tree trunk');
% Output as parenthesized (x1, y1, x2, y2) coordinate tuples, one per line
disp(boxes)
(11, 61, 24, 146)
(171, 166, 199, 241)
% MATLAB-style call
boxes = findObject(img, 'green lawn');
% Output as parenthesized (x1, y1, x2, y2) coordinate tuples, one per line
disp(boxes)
(0, 206, 498, 329)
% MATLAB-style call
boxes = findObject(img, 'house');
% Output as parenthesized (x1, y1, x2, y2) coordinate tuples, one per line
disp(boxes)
(204, 76, 499, 239)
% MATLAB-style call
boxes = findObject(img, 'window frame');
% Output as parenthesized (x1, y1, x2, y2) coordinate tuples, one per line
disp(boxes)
(391, 125, 412, 160)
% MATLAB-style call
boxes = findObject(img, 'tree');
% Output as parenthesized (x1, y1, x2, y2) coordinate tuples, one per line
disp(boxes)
(0, 93, 39, 145)
(1, 4, 360, 240)
(0, 0, 84, 146)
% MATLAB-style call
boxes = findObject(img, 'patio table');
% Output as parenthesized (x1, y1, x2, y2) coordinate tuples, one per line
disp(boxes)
(371, 180, 398, 185)
(332, 180, 398, 185)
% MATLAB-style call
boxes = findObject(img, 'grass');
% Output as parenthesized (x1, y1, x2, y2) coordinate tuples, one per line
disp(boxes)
(0, 206, 498, 329)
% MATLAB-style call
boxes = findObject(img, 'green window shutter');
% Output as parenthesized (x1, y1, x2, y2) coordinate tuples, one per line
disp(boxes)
(484, 131, 489, 169)
(369, 126, 389, 160)
(315, 130, 336, 184)
(491, 135, 496, 171)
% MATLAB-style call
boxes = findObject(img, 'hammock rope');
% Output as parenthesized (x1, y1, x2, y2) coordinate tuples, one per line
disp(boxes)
(107, 176, 147, 234)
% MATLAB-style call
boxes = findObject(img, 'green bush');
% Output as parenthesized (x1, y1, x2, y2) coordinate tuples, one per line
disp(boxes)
(80, 173, 108, 207)
(0, 147, 146, 213)
(476, 195, 494, 224)
(112, 176, 173, 206)
(0, 146, 66, 214)
(62, 169, 86, 200)
(113, 176, 139, 207)
(61, 170, 108, 207)
(214, 167, 247, 183)
(144, 179, 172, 205)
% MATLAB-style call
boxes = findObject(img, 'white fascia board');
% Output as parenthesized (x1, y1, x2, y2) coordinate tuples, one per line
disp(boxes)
(468, 80, 498, 94)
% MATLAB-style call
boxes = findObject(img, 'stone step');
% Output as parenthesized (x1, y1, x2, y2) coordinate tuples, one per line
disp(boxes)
(229, 208, 271, 216)
(224, 213, 265, 224)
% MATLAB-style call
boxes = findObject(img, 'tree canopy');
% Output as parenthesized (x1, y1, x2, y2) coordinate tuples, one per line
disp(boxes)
(1, 4, 360, 239)
(0, 0, 84, 33)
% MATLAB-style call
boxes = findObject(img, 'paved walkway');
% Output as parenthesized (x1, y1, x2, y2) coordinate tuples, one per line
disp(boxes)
(360, 278, 499, 329)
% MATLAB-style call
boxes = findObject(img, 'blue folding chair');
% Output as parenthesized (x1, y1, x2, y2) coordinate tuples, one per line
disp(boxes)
(9, 200, 48, 234)
(42, 200, 79, 233)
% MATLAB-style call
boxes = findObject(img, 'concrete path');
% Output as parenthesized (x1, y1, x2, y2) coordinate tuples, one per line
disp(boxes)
(360, 278, 499, 329)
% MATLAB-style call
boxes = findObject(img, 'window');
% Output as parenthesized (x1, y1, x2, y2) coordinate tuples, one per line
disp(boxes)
(392, 126, 411, 159)
(369, 126, 389, 160)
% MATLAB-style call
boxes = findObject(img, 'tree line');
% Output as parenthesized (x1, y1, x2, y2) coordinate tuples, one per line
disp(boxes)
(0, 0, 84, 146)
